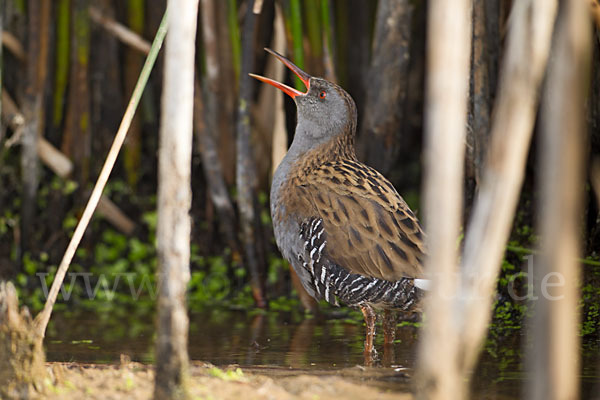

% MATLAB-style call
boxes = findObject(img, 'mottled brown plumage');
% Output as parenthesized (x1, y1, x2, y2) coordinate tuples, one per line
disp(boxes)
(251, 49, 426, 359)
(277, 140, 425, 282)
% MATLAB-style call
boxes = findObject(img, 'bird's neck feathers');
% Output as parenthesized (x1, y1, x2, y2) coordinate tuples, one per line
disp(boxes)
(288, 122, 356, 175)
(273, 91, 358, 191)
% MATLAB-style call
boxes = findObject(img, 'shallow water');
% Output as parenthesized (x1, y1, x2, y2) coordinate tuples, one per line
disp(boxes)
(45, 308, 600, 399)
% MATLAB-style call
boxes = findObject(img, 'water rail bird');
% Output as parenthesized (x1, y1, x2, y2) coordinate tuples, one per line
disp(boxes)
(250, 49, 428, 358)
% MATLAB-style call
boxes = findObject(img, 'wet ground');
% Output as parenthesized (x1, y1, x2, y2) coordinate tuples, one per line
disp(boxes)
(44, 308, 600, 399)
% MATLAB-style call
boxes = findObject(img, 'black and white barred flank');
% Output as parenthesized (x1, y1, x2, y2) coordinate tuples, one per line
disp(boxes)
(298, 218, 337, 305)
(298, 217, 425, 310)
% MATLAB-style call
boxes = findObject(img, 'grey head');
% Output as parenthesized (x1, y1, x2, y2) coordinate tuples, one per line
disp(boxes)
(249, 48, 357, 157)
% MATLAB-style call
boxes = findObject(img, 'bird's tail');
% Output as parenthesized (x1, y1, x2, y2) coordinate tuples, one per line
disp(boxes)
(414, 278, 431, 291)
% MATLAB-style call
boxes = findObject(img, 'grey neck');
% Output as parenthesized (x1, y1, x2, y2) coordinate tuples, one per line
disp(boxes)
(270, 117, 354, 214)
(270, 130, 306, 209)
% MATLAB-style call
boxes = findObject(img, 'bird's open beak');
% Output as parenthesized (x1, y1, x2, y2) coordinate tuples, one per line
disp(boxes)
(249, 48, 310, 98)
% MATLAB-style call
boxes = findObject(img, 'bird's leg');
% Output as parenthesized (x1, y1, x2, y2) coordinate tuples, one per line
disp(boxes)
(383, 309, 396, 345)
(360, 305, 377, 362)
(382, 309, 396, 366)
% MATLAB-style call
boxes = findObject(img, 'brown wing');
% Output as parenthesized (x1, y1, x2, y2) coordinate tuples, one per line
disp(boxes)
(301, 159, 425, 281)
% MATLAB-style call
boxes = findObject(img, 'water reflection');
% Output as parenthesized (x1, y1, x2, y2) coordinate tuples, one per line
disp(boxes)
(39, 309, 470, 373)
(44, 308, 600, 399)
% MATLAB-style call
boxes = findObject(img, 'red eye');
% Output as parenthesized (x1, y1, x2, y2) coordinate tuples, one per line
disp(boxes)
(319, 91, 327, 99)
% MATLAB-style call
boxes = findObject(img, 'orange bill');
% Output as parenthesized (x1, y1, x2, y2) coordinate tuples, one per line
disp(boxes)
(249, 48, 310, 98)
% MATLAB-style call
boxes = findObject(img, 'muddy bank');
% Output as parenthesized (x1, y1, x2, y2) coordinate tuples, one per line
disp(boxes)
(0, 282, 47, 399)
(43, 361, 414, 400)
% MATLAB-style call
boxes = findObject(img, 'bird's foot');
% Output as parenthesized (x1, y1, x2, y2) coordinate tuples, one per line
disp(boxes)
(382, 342, 395, 367)
(363, 344, 378, 367)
